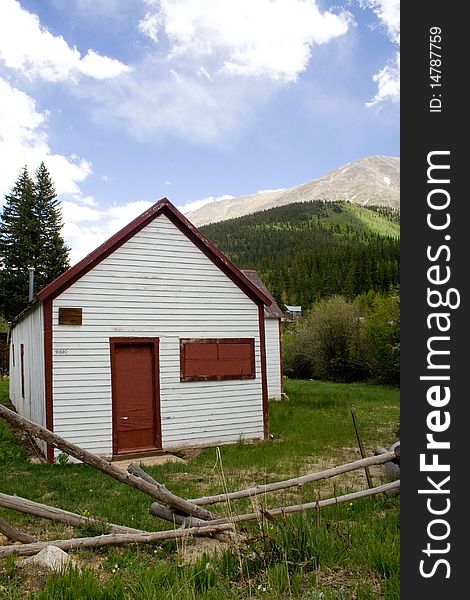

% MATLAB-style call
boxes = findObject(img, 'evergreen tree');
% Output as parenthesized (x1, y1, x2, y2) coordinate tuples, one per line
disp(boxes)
(201, 200, 400, 308)
(0, 164, 70, 321)
(33, 162, 70, 283)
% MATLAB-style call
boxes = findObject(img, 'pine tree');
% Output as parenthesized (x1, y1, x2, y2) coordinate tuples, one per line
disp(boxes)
(0, 167, 36, 321)
(33, 162, 70, 285)
(0, 164, 70, 321)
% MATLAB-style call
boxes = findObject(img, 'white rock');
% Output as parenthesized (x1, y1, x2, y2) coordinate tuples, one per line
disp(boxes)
(21, 545, 77, 572)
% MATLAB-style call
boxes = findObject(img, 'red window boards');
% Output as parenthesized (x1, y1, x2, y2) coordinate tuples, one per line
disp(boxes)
(180, 338, 255, 381)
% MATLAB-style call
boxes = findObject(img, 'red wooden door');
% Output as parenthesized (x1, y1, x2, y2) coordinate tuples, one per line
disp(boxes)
(111, 338, 161, 454)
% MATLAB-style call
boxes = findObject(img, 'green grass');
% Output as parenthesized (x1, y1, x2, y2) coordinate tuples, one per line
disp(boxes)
(0, 379, 399, 599)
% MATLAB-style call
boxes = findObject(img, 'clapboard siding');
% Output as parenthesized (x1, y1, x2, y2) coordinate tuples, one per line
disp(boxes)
(52, 214, 264, 454)
(9, 304, 47, 454)
(265, 319, 282, 400)
(59, 285, 250, 296)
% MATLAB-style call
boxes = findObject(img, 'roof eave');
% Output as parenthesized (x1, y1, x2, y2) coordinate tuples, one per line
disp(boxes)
(8, 297, 41, 330)
(36, 198, 271, 307)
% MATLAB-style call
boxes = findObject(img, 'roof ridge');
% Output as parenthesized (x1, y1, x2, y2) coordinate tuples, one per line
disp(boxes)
(34, 198, 271, 308)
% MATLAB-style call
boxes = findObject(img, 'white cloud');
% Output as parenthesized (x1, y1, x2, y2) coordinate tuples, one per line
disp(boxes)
(139, 0, 351, 82)
(81, 196, 97, 206)
(360, 0, 399, 43)
(64, 0, 135, 14)
(90, 61, 277, 144)
(0, 76, 109, 266)
(62, 201, 101, 224)
(62, 200, 155, 264)
(0, 78, 92, 199)
(366, 51, 400, 106)
(0, 76, 45, 142)
(360, 0, 400, 107)
(0, 0, 131, 82)
(89, 1, 350, 144)
(61, 221, 109, 265)
(45, 154, 93, 195)
(78, 50, 131, 80)
(138, 11, 161, 42)
(180, 194, 234, 215)
(197, 66, 212, 82)
(107, 200, 154, 223)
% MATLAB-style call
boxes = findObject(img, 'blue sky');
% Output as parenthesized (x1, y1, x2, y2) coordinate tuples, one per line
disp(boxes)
(0, 0, 399, 264)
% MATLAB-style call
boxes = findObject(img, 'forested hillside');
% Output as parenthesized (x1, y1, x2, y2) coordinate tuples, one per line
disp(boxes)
(200, 200, 400, 309)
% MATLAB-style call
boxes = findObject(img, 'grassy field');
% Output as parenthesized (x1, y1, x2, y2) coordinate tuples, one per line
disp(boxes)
(0, 378, 400, 599)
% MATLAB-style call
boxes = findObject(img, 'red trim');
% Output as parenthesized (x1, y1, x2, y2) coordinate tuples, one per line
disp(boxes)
(180, 338, 255, 382)
(241, 269, 284, 319)
(37, 199, 271, 308)
(180, 338, 254, 343)
(43, 300, 54, 462)
(278, 319, 284, 393)
(110, 337, 161, 456)
(258, 306, 269, 440)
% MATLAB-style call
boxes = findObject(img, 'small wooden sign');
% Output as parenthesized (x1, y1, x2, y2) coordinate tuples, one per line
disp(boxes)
(58, 307, 83, 326)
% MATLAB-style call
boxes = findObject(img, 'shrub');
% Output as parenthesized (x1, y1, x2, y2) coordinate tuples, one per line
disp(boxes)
(283, 296, 367, 382)
(282, 291, 400, 385)
(364, 294, 400, 384)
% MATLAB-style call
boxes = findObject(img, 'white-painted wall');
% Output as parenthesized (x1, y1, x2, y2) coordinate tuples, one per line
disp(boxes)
(9, 303, 47, 454)
(265, 318, 282, 400)
(52, 214, 264, 455)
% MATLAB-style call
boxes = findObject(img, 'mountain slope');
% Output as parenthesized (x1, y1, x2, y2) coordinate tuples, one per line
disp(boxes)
(188, 156, 400, 227)
(200, 200, 400, 308)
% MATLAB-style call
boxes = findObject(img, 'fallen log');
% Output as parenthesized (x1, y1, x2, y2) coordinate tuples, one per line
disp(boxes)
(148, 501, 191, 525)
(208, 480, 400, 525)
(190, 452, 397, 506)
(128, 463, 238, 543)
(128, 463, 194, 526)
(146, 502, 241, 543)
(0, 516, 35, 543)
(0, 405, 215, 522)
(0, 523, 234, 557)
(0, 492, 143, 534)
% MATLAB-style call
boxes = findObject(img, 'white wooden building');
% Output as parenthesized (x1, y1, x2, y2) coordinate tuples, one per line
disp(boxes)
(241, 270, 283, 400)
(285, 305, 302, 321)
(9, 199, 276, 461)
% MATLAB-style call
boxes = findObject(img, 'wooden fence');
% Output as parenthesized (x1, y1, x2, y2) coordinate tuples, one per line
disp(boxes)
(0, 404, 400, 556)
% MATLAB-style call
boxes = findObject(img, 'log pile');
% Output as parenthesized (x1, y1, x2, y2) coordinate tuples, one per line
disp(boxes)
(0, 404, 400, 558)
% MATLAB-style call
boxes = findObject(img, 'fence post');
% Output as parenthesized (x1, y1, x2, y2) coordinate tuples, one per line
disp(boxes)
(349, 403, 373, 489)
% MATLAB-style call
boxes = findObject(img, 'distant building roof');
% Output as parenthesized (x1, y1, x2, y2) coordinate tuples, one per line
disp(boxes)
(241, 270, 284, 319)
(285, 305, 302, 312)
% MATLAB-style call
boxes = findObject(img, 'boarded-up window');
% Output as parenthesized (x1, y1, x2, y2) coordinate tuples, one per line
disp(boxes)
(58, 307, 83, 325)
(180, 338, 255, 381)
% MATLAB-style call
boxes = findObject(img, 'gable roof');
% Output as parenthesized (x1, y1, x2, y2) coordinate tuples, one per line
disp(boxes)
(241, 270, 284, 319)
(36, 198, 272, 307)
